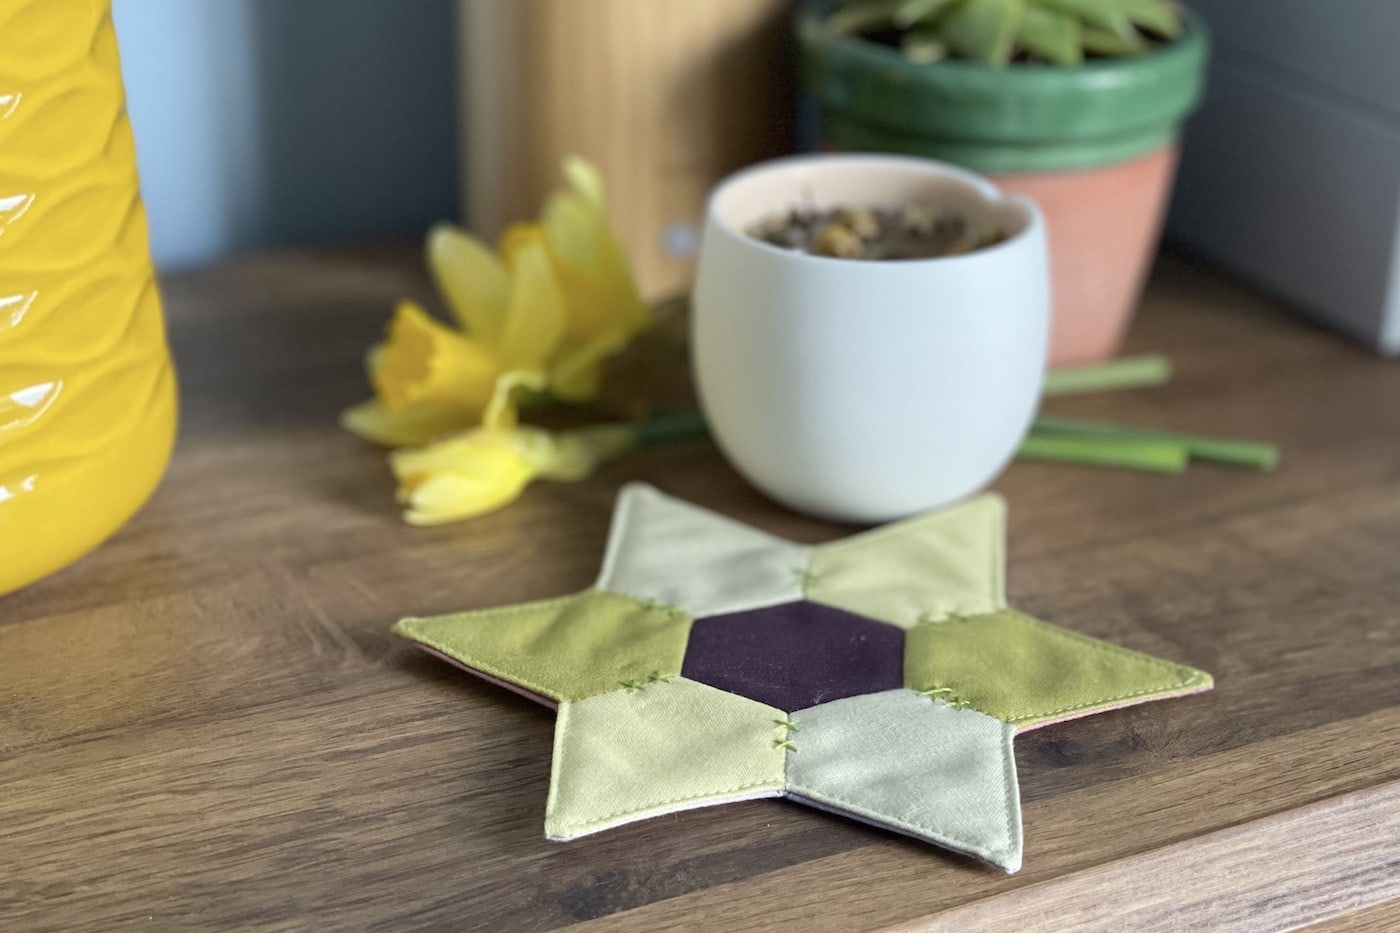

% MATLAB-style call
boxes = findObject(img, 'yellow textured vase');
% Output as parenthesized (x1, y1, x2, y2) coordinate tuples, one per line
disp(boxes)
(0, 0, 177, 596)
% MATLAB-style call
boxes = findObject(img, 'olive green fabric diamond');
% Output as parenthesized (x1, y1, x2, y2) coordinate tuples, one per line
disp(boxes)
(546, 677, 787, 840)
(904, 609, 1213, 730)
(394, 588, 691, 704)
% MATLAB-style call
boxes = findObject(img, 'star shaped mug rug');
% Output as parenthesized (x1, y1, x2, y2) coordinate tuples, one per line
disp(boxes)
(394, 484, 1211, 872)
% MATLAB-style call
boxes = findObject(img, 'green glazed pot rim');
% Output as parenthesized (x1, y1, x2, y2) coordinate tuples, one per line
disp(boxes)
(797, 1, 1210, 172)
(798, 2, 1208, 94)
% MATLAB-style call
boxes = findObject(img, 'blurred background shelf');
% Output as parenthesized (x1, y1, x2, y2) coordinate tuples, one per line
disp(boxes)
(1168, 0, 1400, 355)
(458, 0, 794, 300)
(113, 0, 1400, 355)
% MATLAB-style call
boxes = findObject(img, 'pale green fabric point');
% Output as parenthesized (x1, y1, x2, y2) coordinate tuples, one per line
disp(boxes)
(787, 689, 1022, 872)
(905, 609, 1213, 729)
(545, 678, 787, 840)
(807, 494, 1006, 629)
(596, 483, 811, 619)
(393, 589, 691, 703)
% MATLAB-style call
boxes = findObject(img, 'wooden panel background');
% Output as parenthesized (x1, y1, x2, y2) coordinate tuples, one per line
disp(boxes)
(2, 248, 1399, 930)
(459, 0, 796, 300)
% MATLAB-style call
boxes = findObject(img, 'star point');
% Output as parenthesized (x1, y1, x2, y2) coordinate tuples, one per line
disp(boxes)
(788, 689, 1022, 872)
(904, 608, 1213, 730)
(545, 677, 786, 841)
(595, 482, 811, 618)
(805, 493, 1007, 628)
(394, 588, 692, 705)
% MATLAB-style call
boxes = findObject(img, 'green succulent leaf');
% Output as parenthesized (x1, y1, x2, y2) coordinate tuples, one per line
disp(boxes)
(1017, 7, 1082, 65)
(825, 0, 1181, 62)
(828, 0, 908, 34)
(1081, 23, 1148, 55)
(1037, 0, 1133, 38)
(944, 0, 1026, 65)
(893, 0, 963, 29)
(901, 26, 950, 62)
(1120, 0, 1183, 38)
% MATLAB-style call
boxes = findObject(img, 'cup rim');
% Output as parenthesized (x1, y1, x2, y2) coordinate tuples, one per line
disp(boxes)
(705, 152, 1042, 268)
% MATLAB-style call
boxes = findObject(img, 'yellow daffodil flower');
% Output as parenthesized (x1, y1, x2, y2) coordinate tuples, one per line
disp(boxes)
(389, 424, 635, 525)
(536, 157, 651, 401)
(341, 157, 649, 448)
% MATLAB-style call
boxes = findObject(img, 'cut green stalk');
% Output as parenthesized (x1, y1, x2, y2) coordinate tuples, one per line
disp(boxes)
(1032, 414, 1279, 470)
(1042, 354, 1172, 396)
(633, 409, 710, 448)
(1018, 432, 1188, 472)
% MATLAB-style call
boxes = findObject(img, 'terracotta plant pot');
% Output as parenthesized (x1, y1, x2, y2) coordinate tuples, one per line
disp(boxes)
(797, 1, 1209, 365)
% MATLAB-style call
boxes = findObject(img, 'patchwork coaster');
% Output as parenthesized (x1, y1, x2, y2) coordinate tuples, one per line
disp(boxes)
(395, 483, 1211, 872)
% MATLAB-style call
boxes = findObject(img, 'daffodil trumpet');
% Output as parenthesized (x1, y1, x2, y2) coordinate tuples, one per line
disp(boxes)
(390, 411, 709, 526)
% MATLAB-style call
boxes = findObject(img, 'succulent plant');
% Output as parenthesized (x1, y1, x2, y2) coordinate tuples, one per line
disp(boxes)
(828, 0, 1185, 66)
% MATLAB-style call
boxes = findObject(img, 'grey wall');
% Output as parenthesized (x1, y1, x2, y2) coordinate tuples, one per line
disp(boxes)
(1179, 0, 1400, 118)
(113, 0, 459, 269)
(1167, 0, 1400, 354)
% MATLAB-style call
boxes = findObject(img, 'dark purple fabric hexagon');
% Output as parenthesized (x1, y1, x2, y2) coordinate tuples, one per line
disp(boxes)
(680, 600, 905, 713)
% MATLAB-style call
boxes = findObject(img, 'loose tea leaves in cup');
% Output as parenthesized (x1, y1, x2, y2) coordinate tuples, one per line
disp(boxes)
(747, 205, 1008, 260)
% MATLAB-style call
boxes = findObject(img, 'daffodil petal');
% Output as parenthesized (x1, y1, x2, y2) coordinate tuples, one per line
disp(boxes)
(482, 368, 549, 432)
(500, 222, 549, 269)
(549, 328, 633, 403)
(427, 223, 510, 341)
(544, 192, 651, 342)
(384, 420, 637, 525)
(527, 424, 635, 481)
(543, 191, 604, 274)
(391, 432, 537, 525)
(340, 398, 476, 447)
(373, 300, 503, 413)
(563, 156, 605, 208)
(498, 238, 567, 369)
(390, 430, 519, 480)
(364, 343, 386, 380)
(399, 470, 531, 525)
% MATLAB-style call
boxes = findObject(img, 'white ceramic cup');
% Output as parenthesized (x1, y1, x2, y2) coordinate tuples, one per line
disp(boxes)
(692, 153, 1049, 524)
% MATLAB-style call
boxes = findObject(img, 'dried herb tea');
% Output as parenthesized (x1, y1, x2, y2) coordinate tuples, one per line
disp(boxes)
(747, 205, 1008, 260)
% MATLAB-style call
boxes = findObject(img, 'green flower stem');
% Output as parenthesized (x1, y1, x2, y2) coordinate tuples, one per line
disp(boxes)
(1042, 355, 1172, 396)
(1017, 432, 1188, 473)
(1032, 415, 1279, 470)
(632, 410, 711, 448)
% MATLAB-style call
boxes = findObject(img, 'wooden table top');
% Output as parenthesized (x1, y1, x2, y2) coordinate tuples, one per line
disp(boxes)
(4, 248, 1400, 932)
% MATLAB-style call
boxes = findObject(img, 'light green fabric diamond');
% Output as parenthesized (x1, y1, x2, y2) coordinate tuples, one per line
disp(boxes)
(788, 689, 1022, 872)
(596, 483, 811, 618)
(393, 588, 691, 703)
(805, 494, 1006, 629)
(904, 609, 1213, 730)
(546, 677, 787, 840)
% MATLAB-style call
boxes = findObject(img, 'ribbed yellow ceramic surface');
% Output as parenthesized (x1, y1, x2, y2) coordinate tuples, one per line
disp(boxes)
(0, 0, 177, 596)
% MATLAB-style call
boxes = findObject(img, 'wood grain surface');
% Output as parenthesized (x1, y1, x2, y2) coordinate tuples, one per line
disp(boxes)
(3, 247, 1399, 931)
(1303, 898, 1400, 933)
